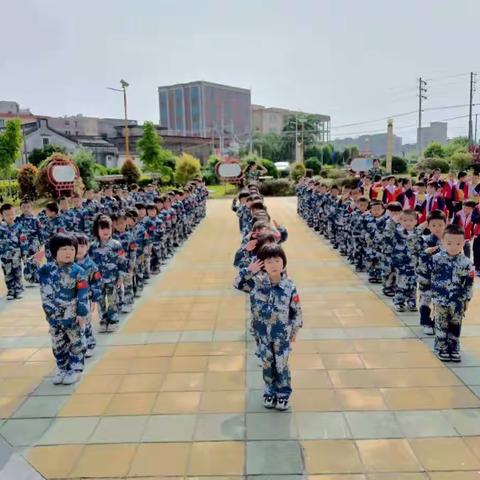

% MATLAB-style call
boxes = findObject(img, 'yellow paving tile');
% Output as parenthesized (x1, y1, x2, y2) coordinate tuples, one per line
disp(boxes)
(129, 357, 171, 374)
(104, 392, 156, 416)
(1, 377, 42, 396)
(308, 476, 367, 480)
(317, 340, 356, 353)
(117, 373, 164, 393)
(357, 439, 422, 473)
(189, 441, 244, 475)
(0, 396, 25, 418)
(303, 440, 364, 474)
(0, 348, 36, 362)
(208, 355, 245, 372)
(28, 445, 84, 479)
(409, 438, 480, 471)
(336, 388, 388, 411)
(204, 372, 245, 390)
(70, 443, 137, 478)
(169, 356, 209, 372)
(153, 391, 202, 413)
(292, 370, 333, 389)
(161, 373, 205, 391)
(129, 443, 189, 476)
(321, 354, 364, 370)
(75, 375, 123, 394)
(428, 472, 480, 479)
(200, 391, 245, 413)
(290, 354, 325, 370)
(292, 389, 340, 412)
(136, 343, 176, 357)
(361, 352, 442, 369)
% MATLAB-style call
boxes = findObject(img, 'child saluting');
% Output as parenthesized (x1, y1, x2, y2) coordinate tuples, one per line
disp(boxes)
(234, 244, 302, 411)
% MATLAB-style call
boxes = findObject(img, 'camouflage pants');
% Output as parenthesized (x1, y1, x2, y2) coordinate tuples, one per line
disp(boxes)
(419, 289, 434, 327)
(260, 338, 292, 399)
(366, 250, 383, 281)
(135, 254, 145, 293)
(382, 257, 395, 289)
(352, 239, 365, 269)
(150, 243, 162, 274)
(143, 251, 151, 279)
(394, 268, 417, 308)
(49, 323, 85, 372)
(84, 311, 96, 349)
(434, 303, 464, 353)
(23, 249, 39, 283)
(121, 272, 135, 306)
(98, 283, 119, 326)
(1, 258, 23, 295)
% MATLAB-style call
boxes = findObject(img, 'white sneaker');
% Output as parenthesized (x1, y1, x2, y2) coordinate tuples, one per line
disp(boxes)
(25, 282, 37, 288)
(108, 323, 119, 332)
(62, 371, 80, 385)
(423, 326, 434, 336)
(85, 347, 95, 358)
(121, 304, 132, 313)
(52, 369, 66, 385)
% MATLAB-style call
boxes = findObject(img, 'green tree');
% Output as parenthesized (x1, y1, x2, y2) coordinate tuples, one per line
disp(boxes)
(175, 153, 201, 185)
(0, 119, 22, 173)
(73, 149, 97, 190)
(261, 159, 279, 179)
(137, 121, 175, 180)
(451, 151, 473, 171)
(121, 158, 141, 185)
(445, 137, 469, 157)
(423, 142, 446, 159)
(305, 157, 322, 175)
(281, 115, 321, 160)
(202, 155, 220, 186)
(391, 156, 408, 174)
(322, 144, 334, 165)
(28, 144, 66, 167)
(290, 162, 306, 182)
(304, 145, 323, 163)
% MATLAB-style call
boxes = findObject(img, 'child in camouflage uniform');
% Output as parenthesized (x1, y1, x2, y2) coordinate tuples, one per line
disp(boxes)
(234, 244, 302, 411)
(0, 204, 28, 300)
(75, 234, 102, 358)
(364, 200, 387, 283)
(381, 202, 403, 297)
(90, 215, 127, 333)
(38, 233, 89, 385)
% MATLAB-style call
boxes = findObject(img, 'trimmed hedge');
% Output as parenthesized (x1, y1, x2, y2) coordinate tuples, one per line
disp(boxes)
(259, 179, 295, 197)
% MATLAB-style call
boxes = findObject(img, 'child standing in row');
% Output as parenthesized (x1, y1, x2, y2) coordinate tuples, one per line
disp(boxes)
(234, 244, 302, 411)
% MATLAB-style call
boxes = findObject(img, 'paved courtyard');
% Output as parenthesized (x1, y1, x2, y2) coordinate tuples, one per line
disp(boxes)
(1, 196, 480, 479)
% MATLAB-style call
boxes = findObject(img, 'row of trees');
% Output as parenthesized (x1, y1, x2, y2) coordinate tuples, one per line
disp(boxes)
(420, 137, 475, 173)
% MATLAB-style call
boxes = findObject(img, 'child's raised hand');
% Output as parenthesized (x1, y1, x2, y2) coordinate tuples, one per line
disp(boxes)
(425, 246, 440, 255)
(245, 239, 257, 252)
(272, 219, 280, 228)
(33, 248, 45, 265)
(77, 317, 86, 328)
(248, 259, 264, 274)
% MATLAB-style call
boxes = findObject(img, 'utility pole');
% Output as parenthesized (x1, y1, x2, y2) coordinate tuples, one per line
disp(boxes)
(468, 72, 476, 144)
(107, 79, 130, 161)
(295, 116, 298, 163)
(475, 113, 478, 145)
(386, 119, 393, 173)
(417, 77, 427, 157)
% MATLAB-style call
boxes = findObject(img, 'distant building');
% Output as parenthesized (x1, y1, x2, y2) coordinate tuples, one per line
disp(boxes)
(158, 81, 251, 141)
(333, 132, 402, 157)
(252, 105, 330, 142)
(418, 121, 448, 147)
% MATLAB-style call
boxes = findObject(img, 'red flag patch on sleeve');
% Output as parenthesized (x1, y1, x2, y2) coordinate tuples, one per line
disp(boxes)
(118, 249, 126, 256)
(470, 267, 476, 279)
(93, 271, 102, 281)
(76, 280, 88, 290)
(293, 294, 300, 304)
(19, 234, 26, 242)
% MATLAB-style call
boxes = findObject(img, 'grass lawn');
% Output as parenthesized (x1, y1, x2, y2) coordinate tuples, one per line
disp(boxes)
(208, 183, 239, 199)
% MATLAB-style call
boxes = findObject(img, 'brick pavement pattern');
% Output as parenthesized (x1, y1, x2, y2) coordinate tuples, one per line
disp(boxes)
(0, 197, 480, 478)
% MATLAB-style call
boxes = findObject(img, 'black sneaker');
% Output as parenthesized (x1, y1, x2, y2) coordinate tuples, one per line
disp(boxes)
(6, 293, 14, 300)
(437, 350, 451, 362)
(450, 351, 462, 363)
(263, 395, 276, 409)
(382, 288, 395, 297)
(275, 398, 290, 411)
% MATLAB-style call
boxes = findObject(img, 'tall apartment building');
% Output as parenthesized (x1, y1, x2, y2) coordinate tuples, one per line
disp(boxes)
(418, 121, 448, 147)
(252, 104, 331, 142)
(158, 81, 251, 139)
(334, 132, 403, 157)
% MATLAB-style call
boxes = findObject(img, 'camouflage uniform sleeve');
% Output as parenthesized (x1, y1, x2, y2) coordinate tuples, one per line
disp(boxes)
(289, 285, 303, 336)
(417, 248, 433, 291)
(116, 242, 128, 278)
(233, 267, 256, 293)
(90, 262, 103, 303)
(38, 265, 57, 319)
(463, 259, 475, 303)
(233, 246, 246, 267)
(277, 226, 288, 243)
(75, 268, 90, 321)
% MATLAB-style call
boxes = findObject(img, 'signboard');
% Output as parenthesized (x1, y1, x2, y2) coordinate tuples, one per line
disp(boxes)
(215, 157, 243, 184)
(350, 157, 374, 173)
(46, 153, 80, 196)
(51, 165, 76, 183)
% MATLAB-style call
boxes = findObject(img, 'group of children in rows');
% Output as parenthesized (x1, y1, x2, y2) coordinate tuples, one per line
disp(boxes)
(232, 183, 303, 411)
(0, 181, 208, 385)
(297, 171, 476, 362)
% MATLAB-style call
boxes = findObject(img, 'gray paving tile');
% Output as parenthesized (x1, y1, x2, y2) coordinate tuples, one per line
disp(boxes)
(12, 396, 69, 419)
(0, 451, 44, 480)
(142, 414, 196, 441)
(302, 329, 347, 340)
(455, 351, 480, 367)
(395, 410, 458, 437)
(461, 326, 480, 337)
(180, 331, 213, 342)
(247, 390, 267, 413)
(194, 413, 245, 441)
(89, 415, 149, 443)
(213, 331, 245, 342)
(31, 378, 78, 396)
(247, 355, 262, 371)
(470, 386, 480, 398)
(296, 412, 350, 440)
(246, 413, 298, 440)
(345, 327, 414, 339)
(0, 418, 53, 447)
(107, 333, 148, 346)
(247, 372, 265, 389)
(344, 411, 402, 439)
(451, 367, 480, 385)
(246, 440, 304, 475)
(38, 417, 99, 445)
(247, 477, 305, 480)
(443, 409, 480, 435)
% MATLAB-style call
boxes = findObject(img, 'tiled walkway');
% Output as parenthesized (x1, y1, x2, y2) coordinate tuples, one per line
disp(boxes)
(0, 197, 480, 479)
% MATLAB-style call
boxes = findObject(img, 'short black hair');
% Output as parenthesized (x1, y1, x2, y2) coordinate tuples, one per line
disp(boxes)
(464, 200, 477, 209)
(386, 202, 403, 212)
(126, 208, 139, 219)
(93, 214, 113, 239)
(458, 171, 468, 179)
(330, 185, 340, 191)
(252, 221, 269, 232)
(45, 202, 59, 214)
(401, 208, 418, 219)
(154, 196, 163, 203)
(20, 198, 32, 206)
(135, 202, 146, 211)
(49, 233, 78, 259)
(357, 196, 369, 203)
(257, 243, 287, 268)
(427, 181, 439, 190)
(146, 204, 158, 213)
(74, 233, 89, 246)
(370, 200, 384, 208)
(250, 201, 266, 211)
(239, 191, 250, 200)
(427, 210, 447, 223)
(444, 224, 465, 237)
(0, 203, 14, 214)
(253, 233, 277, 255)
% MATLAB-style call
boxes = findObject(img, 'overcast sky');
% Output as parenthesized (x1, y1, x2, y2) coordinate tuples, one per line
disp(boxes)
(1, 0, 478, 142)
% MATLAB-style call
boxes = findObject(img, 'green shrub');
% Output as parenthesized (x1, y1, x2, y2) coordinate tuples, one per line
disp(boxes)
(417, 157, 450, 174)
(259, 179, 295, 197)
(290, 162, 306, 182)
(325, 167, 348, 179)
(18, 163, 38, 199)
(121, 158, 142, 185)
(450, 151, 473, 171)
(0, 180, 19, 201)
(261, 159, 279, 179)
(175, 153, 201, 185)
(202, 169, 218, 186)
(305, 157, 322, 175)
